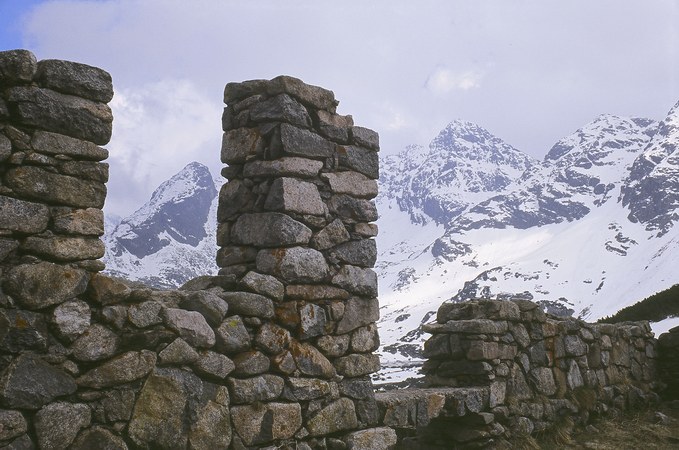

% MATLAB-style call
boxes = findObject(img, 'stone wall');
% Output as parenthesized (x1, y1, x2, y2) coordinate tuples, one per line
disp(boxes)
(407, 298, 661, 448)
(0, 49, 395, 450)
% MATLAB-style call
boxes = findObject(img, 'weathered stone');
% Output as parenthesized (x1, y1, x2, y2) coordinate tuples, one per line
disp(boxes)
(59, 160, 109, 182)
(0, 354, 76, 409)
(241, 271, 284, 300)
(332, 266, 378, 298)
(255, 322, 291, 354)
(312, 219, 351, 250)
(328, 194, 378, 222)
(51, 207, 104, 236)
(339, 377, 375, 400)
(423, 319, 508, 335)
(438, 299, 521, 322)
(336, 297, 379, 334)
(159, 338, 200, 365)
(194, 350, 235, 379)
(250, 93, 311, 127)
(286, 284, 350, 300)
(264, 177, 325, 215)
(220, 291, 275, 318)
(490, 381, 507, 408)
(4, 262, 88, 310)
(35, 59, 114, 102)
(0, 195, 49, 233)
(243, 156, 323, 178)
(283, 377, 331, 401)
(264, 75, 337, 111)
(87, 274, 132, 305)
(34, 402, 90, 450)
(566, 360, 584, 390)
(6, 166, 106, 208)
(128, 301, 163, 328)
(30, 130, 109, 160)
(231, 212, 311, 246)
(129, 368, 228, 450)
(565, 335, 587, 356)
(71, 324, 120, 361)
(317, 334, 351, 357)
(189, 390, 232, 449)
(322, 172, 378, 199)
(7, 86, 112, 144)
(530, 367, 557, 396)
(307, 397, 358, 436)
(0, 134, 10, 162)
(334, 353, 380, 377)
(220, 127, 264, 164)
(228, 374, 284, 404)
(278, 123, 335, 159)
(0, 309, 48, 353)
(257, 247, 329, 283)
(331, 239, 377, 267)
(351, 323, 380, 353)
(179, 290, 229, 327)
(77, 350, 156, 388)
(351, 126, 380, 150)
(506, 364, 533, 401)
(0, 237, 18, 262)
(230, 402, 302, 446)
(291, 341, 336, 378)
(336, 145, 379, 179)
(344, 427, 396, 450)
(216, 315, 251, 353)
(163, 308, 215, 348)
(233, 350, 270, 375)
(0, 49, 37, 83)
(21, 235, 105, 261)
(217, 180, 253, 221)
(0, 409, 27, 442)
(316, 109, 352, 142)
(71, 427, 129, 450)
(300, 303, 327, 339)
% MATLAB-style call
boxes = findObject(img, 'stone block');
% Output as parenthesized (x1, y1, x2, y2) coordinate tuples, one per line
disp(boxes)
(30, 130, 109, 160)
(328, 194, 378, 222)
(255, 322, 291, 354)
(35, 59, 113, 102)
(300, 303, 327, 339)
(257, 246, 329, 283)
(351, 323, 380, 352)
(220, 291, 274, 319)
(51, 300, 91, 342)
(216, 179, 253, 221)
(321, 171, 378, 199)
(344, 427, 396, 450)
(228, 374, 285, 404)
(220, 127, 263, 164)
(194, 350, 235, 379)
(21, 235, 105, 261)
(423, 319, 508, 335)
(34, 402, 91, 450)
(317, 334, 351, 357)
(0, 409, 27, 442)
(51, 207, 104, 236)
(6, 166, 106, 208)
(7, 86, 112, 144)
(0, 354, 76, 409)
(249, 93, 311, 127)
(59, 160, 109, 183)
(336, 297, 379, 334)
(0, 309, 48, 353)
(283, 377, 331, 401)
(264, 177, 325, 215)
(240, 271, 285, 300)
(334, 353, 380, 377)
(290, 341, 336, 378)
(71, 324, 120, 361)
(306, 397, 358, 436)
(285, 284, 350, 300)
(4, 262, 89, 310)
(279, 123, 335, 159)
(231, 212, 311, 247)
(332, 265, 378, 297)
(0, 133, 10, 161)
(162, 308, 215, 348)
(0, 195, 49, 233)
(337, 145, 379, 179)
(216, 315, 251, 353)
(232, 350, 270, 376)
(159, 338, 199, 365)
(330, 239, 377, 267)
(243, 156, 323, 178)
(0, 49, 37, 84)
(351, 126, 380, 150)
(76, 350, 157, 388)
(230, 402, 301, 446)
(312, 218, 351, 250)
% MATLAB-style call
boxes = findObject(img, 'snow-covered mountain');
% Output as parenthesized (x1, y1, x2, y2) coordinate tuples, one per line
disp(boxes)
(376, 101, 679, 373)
(103, 162, 220, 288)
(101, 100, 679, 382)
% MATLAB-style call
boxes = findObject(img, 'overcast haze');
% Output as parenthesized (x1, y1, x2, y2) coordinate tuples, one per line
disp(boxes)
(1, 0, 678, 217)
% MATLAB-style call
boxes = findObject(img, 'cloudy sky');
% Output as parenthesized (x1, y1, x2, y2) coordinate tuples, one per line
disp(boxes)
(1, 0, 678, 217)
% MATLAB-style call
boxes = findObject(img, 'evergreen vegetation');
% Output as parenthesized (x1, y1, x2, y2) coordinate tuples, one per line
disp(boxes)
(599, 284, 679, 323)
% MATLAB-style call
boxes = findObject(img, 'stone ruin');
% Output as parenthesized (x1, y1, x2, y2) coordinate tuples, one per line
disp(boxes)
(1, 48, 679, 449)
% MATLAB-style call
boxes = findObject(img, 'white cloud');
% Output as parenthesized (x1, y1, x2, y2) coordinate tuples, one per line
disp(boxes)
(425, 67, 483, 94)
(105, 79, 222, 217)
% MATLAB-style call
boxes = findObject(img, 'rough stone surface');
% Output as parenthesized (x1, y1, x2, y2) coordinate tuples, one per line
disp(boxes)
(312, 219, 351, 250)
(0, 195, 49, 233)
(21, 235, 105, 261)
(34, 402, 91, 450)
(228, 374, 284, 404)
(179, 290, 229, 327)
(35, 58, 114, 102)
(216, 315, 252, 353)
(322, 171, 378, 199)
(249, 93, 311, 127)
(336, 297, 380, 334)
(306, 397, 358, 436)
(0, 409, 27, 442)
(291, 341, 336, 378)
(163, 308, 216, 348)
(230, 402, 302, 446)
(220, 291, 274, 319)
(257, 246, 329, 283)
(0, 49, 37, 83)
(264, 177, 325, 215)
(194, 350, 235, 379)
(328, 194, 378, 222)
(30, 130, 108, 160)
(77, 350, 156, 388)
(6, 166, 106, 208)
(158, 338, 200, 365)
(4, 262, 88, 310)
(71, 324, 120, 361)
(336, 145, 379, 179)
(232, 350, 270, 375)
(334, 353, 381, 377)
(0, 354, 76, 409)
(221, 127, 264, 164)
(344, 427, 397, 450)
(0, 309, 49, 353)
(7, 86, 113, 144)
(279, 123, 335, 159)
(51, 207, 105, 236)
(231, 212, 311, 247)
(331, 239, 377, 267)
(70, 427, 129, 450)
(243, 157, 323, 178)
(240, 271, 284, 300)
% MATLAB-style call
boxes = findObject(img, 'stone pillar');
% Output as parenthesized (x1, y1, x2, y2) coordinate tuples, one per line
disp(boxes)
(0, 49, 112, 288)
(219, 76, 386, 447)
